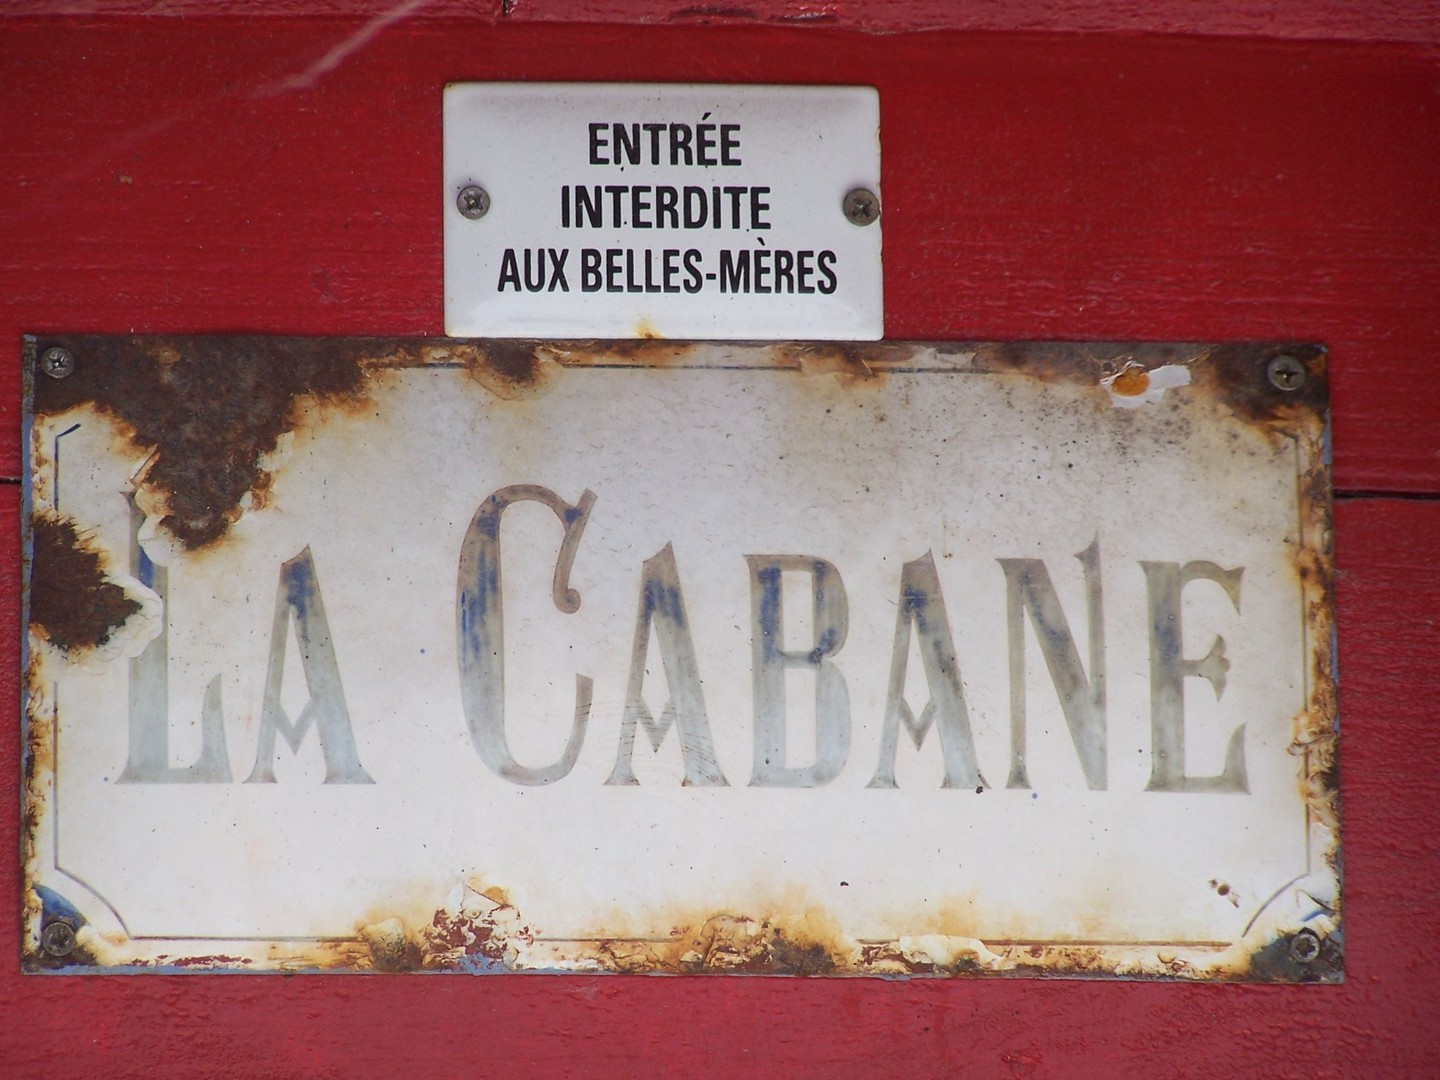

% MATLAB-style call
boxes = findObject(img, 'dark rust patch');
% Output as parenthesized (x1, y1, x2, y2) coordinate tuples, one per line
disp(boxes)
(1243, 930, 1343, 984)
(31, 335, 390, 550)
(473, 340, 546, 386)
(585, 914, 847, 975)
(1192, 343, 1329, 432)
(766, 928, 838, 975)
(29, 514, 140, 654)
(364, 922, 425, 973)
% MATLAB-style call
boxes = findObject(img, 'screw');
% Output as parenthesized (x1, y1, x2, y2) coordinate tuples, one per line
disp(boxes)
(1267, 354, 1306, 392)
(1288, 928, 1321, 964)
(40, 919, 77, 958)
(40, 346, 75, 379)
(842, 188, 880, 226)
(457, 185, 490, 220)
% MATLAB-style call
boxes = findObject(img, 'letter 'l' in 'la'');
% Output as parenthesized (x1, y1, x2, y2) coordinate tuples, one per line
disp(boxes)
(119, 494, 231, 784)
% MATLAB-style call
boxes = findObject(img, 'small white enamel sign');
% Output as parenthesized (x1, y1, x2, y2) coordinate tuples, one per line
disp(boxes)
(443, 84, 883, 339)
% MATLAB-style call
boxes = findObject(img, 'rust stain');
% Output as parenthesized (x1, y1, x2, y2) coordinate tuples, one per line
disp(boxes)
(489, 338, 922, 374)
(243, 890, 858, 976)
(1290, 424, 1341, 846)
(975, 341, 1193, 386)
(768, 341, 884, 387)
(477, 340, 545, 384)
(28, 514, 140, 654)
(617, 913, 842, 975)
(31, 336, 386, 550)
(20, 659, 50, 849)
(1193, 343, 1329, 434)
(167, 954, 252, 969)
(975, 341, 1116, 386)
(456, 339, 552, 400)
(1108, 363, 1151, 397)
(252, 852, 1343, 979)
(359, 917, 424, 972)
(258, 887, 1332, 980)
(549, 338, 701, 366)
(19, 723, 46, 969)
(18, 881, 1340, 980)
(348, 883, 534, 973)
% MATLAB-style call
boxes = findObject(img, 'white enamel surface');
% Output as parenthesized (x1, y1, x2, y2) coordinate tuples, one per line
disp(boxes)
(30, 355, 1319, 958)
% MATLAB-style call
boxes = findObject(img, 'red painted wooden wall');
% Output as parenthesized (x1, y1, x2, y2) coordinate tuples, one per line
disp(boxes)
(3, 5, 1439, 1076)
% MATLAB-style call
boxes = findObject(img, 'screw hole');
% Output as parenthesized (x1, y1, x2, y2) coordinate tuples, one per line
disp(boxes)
(40, 919, 78, 958)
(457, 185, 490, 221)
(1288, 928, 1321, 964)
(1266, 354, 1306, 392)
(842, 188, 880, 226)
(40, 346, 75, 379)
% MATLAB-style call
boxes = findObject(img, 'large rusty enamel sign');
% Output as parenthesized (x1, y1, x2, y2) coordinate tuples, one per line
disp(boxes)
(21, 337, 1340, 980)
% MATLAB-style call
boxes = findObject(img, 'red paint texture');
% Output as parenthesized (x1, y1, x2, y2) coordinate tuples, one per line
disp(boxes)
(3, 21, 1439, 490)
(2, 14, 1439, 1078)
(11, 0, 1440, 43)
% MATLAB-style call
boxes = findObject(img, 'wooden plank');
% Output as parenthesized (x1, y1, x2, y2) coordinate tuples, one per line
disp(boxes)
(6, 1, 1440, 44)
(0, 487, 1436, 1075)
(1, 24, 1438, 492)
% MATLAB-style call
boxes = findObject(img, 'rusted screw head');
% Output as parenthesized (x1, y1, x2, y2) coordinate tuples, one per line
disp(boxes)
(1267, 354, 1306, 392)
(843, 188, 880, 226)
(40, 346, 75, 379)
(40, 919, 77, 958)
(457, 185, 490, 220)
(1288, 928, 1321, 964)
